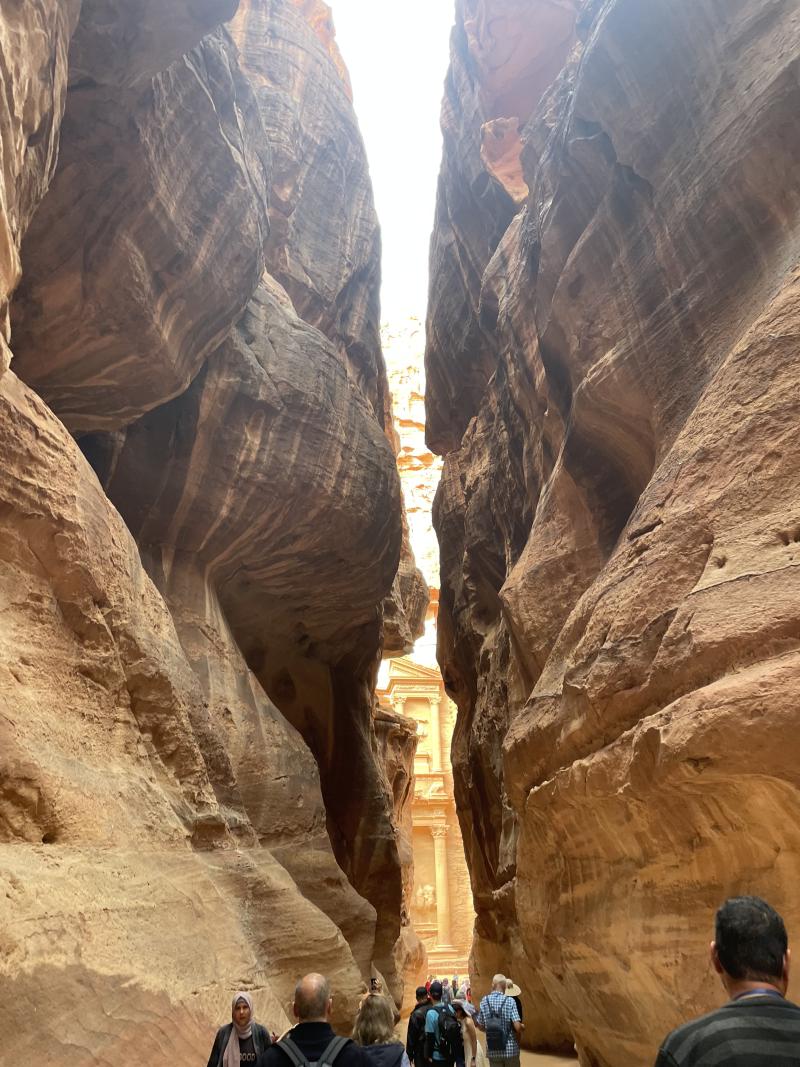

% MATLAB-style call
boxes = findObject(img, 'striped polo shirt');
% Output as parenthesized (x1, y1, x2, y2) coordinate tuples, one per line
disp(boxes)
(655, 995, 800, 1065)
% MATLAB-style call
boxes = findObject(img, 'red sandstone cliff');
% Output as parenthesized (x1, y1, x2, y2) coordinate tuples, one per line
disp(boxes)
(0, 1, 422, 1059)
(426, 2, 800, 1064)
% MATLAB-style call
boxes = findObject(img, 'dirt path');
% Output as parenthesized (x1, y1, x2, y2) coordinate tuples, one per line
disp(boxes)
(520, 1052, 577, 1066)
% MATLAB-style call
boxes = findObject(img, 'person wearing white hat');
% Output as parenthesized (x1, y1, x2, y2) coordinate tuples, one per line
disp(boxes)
(476, 976, 521, 1067)
(452, 1001, 485, 1067)
(503, 982, 522, 1024)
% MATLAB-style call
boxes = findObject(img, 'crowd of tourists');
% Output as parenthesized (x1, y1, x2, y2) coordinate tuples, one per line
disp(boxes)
(207, 897, 800, 1067)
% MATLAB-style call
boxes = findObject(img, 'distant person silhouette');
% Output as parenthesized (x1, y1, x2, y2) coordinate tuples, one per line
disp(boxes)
(655, 896, 800, 1065)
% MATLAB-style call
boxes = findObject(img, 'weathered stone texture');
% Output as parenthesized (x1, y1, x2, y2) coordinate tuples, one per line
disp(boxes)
(1, 0, 421, 1057)
(425, 0, 579, 454)
(0, 2, 80, 376)
(11, 25, 269, 432)
(427, 1, 800, 1064)
(230, 0, 387, 417)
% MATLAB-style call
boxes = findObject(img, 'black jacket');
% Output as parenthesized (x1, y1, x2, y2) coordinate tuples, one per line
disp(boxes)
(362, 1043, 405, 1067)
(258, 1022, 366, 1067)
(407, 1003, 429, 1065)
(208, 1022, 272, 1067)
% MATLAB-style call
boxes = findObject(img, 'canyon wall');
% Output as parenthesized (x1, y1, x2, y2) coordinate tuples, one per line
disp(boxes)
(426, 1, 800, 1064)
(0, 1, 423, 1061)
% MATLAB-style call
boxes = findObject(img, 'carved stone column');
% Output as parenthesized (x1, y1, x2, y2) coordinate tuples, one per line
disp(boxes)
(429, 694, 443, 771)
(432, 824, 452, 946)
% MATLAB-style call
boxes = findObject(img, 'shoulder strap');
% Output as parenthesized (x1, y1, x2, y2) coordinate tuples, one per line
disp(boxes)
(279, 1038, 311, 1067)
(319, 1036, 350, 1066)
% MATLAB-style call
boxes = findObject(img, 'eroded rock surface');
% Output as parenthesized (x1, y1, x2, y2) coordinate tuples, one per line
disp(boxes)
(0, 2, 79, 375)
(427, 2, 800, 1064)
(1, 0, 421, 1057)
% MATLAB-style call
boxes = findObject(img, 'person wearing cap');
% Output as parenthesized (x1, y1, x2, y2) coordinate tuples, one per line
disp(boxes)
(425, 980, 460, 1066)
(476, 976, 521, 1067)
(503, 981, 522, 1023)
(407, 986, 431, 1067)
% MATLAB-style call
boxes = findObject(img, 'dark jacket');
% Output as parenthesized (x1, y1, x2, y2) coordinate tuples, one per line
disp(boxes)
(208, 1022, 272, 1067)
(407, 1003, 429, 1067)
(362, 1043, 405, 1067)
(258, 1022, 366, 1067)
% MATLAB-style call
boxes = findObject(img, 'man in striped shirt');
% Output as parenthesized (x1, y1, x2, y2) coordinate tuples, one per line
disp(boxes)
(655, 896, 800, 1065)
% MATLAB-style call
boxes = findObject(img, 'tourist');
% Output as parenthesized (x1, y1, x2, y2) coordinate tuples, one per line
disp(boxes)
(503, 981, 522, 1023)
(407, 986, 431, 1067)
(207, 992, 272, 1067)
(425, 979, 463, 1067)
(452, 976, 459, 999)
(453, 1001, 485, 1067)
(654, 896, 800, 1065)
(257, 974, 364, 1067)
(352, 992, 408, 1067)
(476, 976, 521, 1067)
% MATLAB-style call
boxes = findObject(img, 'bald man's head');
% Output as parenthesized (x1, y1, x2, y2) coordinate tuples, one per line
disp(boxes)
(293, 973, 332, 1022)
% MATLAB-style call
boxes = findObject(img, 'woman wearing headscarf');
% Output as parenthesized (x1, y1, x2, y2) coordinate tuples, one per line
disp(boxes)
(207, 991, 272, 1067)
(352, 993, 410, 1067)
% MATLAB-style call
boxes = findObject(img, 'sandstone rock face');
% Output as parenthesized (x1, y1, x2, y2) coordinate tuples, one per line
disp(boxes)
(1, 0, 420, 1058)
(0, 2, 79, 375)
(12, 24, 269, 432)
(230, 0, 386, 415)
(425, 0, 579, 454)
(427, 2, 800, 1064)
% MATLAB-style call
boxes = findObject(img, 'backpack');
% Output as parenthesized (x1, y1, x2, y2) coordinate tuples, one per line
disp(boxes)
(278, 1036, 350, 1067)
(483, 997, 510, 1055)
(432, 1003, 462, 1063)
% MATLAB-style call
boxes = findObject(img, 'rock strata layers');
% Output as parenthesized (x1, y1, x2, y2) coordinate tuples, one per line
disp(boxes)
(426, 2, 800, 1064)
(1, 1, 422, 1060)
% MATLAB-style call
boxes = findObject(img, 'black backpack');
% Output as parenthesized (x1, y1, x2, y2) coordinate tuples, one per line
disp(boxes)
(483, 1000, 510, 1055)
(278, 1036, 351, 1067)
(432, 1004, 462, 1063)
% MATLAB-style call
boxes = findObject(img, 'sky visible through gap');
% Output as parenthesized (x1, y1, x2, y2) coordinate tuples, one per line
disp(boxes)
(330, 0, 455, 323)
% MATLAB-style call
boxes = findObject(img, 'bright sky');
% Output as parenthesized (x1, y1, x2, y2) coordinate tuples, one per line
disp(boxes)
(330, 1, 455, 322)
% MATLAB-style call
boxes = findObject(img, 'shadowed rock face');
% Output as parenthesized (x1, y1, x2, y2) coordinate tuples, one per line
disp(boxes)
(230, 0, 387, 417)
(0, 2, 80, 374)
(425, 0, 580, 454)
(12, 26, 269, 432)
(427, 1, 800, 1064)
(1, 0, 423, 1057)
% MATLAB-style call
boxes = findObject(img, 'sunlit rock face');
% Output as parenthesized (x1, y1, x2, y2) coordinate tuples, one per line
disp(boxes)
(1, 0, 419, 1058)
(426, 1, 800, 1064)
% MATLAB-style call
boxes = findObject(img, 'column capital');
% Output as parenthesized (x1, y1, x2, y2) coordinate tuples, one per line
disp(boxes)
(431, 824, 449, 839)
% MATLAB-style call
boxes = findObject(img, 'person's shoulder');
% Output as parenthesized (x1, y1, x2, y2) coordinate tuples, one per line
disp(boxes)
(257, 1045, 286, 1067)
(337, 1039, 368, 1067)
(259, 1043, 285, 1059)
(658, 1003, 751, 1058)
